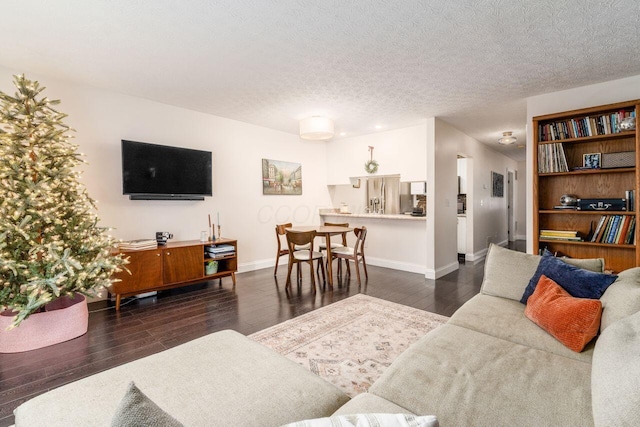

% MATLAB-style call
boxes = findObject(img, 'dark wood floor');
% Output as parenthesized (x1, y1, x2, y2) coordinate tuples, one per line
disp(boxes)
(0, 242, 524, 426)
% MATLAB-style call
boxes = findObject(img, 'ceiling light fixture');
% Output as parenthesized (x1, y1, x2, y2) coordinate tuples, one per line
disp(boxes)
(299, 117, 334, 140)
(498, 131, 517, 145)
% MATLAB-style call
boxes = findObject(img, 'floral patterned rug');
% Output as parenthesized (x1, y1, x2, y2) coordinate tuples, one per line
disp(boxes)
(249, 294, 448, 397)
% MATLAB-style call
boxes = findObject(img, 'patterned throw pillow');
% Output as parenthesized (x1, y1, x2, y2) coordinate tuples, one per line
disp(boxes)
(280, 413, 439, 427)
(525, 275, 602, 352)
(520, 252, 617, 304)
(111, 382, 183, 427)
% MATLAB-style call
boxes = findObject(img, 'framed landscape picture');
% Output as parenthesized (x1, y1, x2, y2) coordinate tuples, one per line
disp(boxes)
(262, 159, 302, 195)
(492, 171, 504, 197)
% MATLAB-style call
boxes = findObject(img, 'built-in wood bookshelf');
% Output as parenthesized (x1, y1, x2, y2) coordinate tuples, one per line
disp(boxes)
(533, 100, 640, 272)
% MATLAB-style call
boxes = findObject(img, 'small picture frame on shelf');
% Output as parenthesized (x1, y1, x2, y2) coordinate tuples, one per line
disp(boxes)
(583, 152, 601, 169)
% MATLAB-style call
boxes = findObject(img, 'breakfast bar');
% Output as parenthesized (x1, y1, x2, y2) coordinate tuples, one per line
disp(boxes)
(319, 209, 427, 275)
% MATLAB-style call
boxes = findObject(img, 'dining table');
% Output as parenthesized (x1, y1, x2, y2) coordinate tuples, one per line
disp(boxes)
(285, 225, 353, 287)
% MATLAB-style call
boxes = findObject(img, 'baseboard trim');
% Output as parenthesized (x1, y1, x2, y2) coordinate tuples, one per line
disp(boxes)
(243, 255, 469, 278)
(365, 257, 427, 275)
(242, 257, 428, 275)
(238, 259, 275, 273)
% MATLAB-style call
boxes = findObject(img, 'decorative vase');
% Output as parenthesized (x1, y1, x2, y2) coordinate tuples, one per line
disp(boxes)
(0, 294, 89, 353)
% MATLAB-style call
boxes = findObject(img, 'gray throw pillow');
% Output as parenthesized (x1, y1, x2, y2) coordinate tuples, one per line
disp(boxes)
(480, 244, 542, 301)
(111, 382, 183, 427)
(600, 267, 640, 331)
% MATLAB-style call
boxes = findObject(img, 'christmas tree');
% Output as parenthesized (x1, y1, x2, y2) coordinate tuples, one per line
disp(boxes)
(0, 75, 125, 327)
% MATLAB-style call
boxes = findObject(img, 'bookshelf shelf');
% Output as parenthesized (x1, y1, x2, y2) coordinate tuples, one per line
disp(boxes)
(538, 239, 635, 249)
(539, 167, 635, 177)
(539, 210, 632, 215)
(533, 99, 640, 272)
(538, 130, 636, 145)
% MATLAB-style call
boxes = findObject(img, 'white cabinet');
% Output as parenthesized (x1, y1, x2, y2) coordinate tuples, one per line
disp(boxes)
(457, 216, 467, 254)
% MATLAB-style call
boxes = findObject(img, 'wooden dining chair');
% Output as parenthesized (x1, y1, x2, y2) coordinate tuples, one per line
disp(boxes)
(285, 229, 326, 292)
(274, 223, 309, 276)
(331, 226, 368, 285)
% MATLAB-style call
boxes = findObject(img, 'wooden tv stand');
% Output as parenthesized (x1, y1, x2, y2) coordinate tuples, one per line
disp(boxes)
(110, 238, 237, 310)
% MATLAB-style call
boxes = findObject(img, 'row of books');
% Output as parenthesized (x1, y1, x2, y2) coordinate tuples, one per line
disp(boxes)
(119, 239, 158, 250)
(539, 110, 636, 142)
(590, 215, 636, 245)
(539, 230, 582, 242)
(538, 143, 569, 173)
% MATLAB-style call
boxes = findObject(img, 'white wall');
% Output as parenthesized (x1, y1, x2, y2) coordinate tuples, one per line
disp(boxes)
(324, 118, 520, 278)
(325, 124, 428, 184)
(434, 119, 519, 262)
(0, 66, 332, 274)
(526, 74, 640, 253)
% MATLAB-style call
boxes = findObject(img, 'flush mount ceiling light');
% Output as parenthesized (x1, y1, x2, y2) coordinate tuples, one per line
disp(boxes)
(498, 131, 517, 145)
(299, 116, 334, 140)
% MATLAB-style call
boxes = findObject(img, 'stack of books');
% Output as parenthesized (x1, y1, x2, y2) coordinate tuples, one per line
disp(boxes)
(539, 230, 582, 242)
(591, 215, 636, 245)
(119, 239, 158, 250)
(205, 244, 235, 258)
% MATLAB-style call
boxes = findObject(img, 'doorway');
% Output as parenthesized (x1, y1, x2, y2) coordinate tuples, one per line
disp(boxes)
(457, 156, 468, 261)
(507, 170, 514, 242)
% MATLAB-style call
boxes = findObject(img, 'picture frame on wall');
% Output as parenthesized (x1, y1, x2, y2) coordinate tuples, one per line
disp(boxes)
(262, 158, 302, 195)
(583, 152, 601, 169)
(491, 171, 504, 197)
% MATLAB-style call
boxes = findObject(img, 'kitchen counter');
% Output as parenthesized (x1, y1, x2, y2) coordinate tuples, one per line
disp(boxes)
(319, 209, 427, 275)
(319, 209, 425, 221)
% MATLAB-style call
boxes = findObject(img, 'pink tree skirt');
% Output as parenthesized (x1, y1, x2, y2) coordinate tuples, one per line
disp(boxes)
(0, 294, 89, 353)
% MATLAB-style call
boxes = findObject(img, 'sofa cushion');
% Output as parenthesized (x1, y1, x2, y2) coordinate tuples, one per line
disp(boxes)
(525, 275, 602, 352)
(592, 310, 640, 427)
(600, 267, 640, 331)
(480, 244, 542, 301)
(520, 253, 617, 304)
(332, 394, 414, 416)
(280, 413, 438, 427)
(14, 330, 349, 427)
(111, 382, 183, 427)
(448, 294, 594, 362)
(368, 323, 594, 427)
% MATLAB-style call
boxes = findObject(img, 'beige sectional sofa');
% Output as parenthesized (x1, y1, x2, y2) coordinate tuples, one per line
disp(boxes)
(14, 244, 640, 426)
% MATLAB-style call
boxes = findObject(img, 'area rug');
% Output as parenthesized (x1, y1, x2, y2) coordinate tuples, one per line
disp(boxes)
(249, 294, 448, 397)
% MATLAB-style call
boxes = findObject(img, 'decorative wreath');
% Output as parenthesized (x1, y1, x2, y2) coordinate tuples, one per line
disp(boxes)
(364, 159, 379, 174)
(364, 146, 379, 174)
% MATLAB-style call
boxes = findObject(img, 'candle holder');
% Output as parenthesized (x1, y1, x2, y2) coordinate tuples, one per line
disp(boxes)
(217, 225, 221, 240)
(209, 225, 216, 241)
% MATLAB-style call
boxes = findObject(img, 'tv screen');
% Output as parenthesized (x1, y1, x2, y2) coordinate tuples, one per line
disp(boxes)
(121, 140, 212, 200)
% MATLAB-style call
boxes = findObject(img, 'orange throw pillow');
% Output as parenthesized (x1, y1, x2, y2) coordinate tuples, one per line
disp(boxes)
(525, 275, 602, 352)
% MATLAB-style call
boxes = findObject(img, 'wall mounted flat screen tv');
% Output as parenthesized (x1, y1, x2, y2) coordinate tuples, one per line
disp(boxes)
(122, 140, 212, 200)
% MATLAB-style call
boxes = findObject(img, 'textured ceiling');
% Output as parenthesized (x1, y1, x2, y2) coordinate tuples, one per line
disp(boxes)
(1, 1, 639, 161)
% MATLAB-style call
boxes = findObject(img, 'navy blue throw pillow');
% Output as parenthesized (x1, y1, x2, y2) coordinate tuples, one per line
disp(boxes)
(520, 254, 617, 304)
